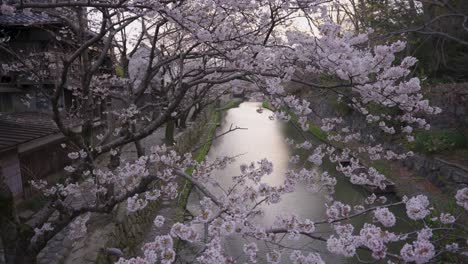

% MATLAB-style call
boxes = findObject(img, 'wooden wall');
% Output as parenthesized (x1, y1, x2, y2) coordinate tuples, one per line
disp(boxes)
(19, 141, 69, 198)
(0, 149, 23, 199)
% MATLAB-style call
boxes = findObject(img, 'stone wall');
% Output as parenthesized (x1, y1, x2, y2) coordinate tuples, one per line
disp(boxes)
(304, 85, 468, 194)
(37, 213, 114, 264)
(76, 106, 215, 264)
(401, 154, 468, 191)
(96, 106, 217, 263)
(35, 103, 219, 264)
(174, 103, 217, 154)
(94, 201, 161, 264)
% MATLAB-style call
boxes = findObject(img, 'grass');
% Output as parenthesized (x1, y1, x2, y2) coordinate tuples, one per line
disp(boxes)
(463, 149, 468, 158)
(407, 129, 467, 154)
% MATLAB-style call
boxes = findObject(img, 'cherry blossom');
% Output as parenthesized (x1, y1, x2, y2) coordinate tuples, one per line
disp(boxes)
(266, 250, 282, 264)
(439, 213, 456, 224)
(374, 207, 396, 227)
(455, 187, 468, 210)
(405, 195, 431, 220)
(1, 1, 466, 263)
(400, 239, 435, 264)
(154, 215, 165, 228)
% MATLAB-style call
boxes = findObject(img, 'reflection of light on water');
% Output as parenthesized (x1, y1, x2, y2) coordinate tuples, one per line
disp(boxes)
(209, 102, 290, 189)
(186, 102, 394, 263)
(186, 102, 345, 263)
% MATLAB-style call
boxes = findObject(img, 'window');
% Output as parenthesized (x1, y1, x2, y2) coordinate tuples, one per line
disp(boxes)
(1, 76, 12, 83)
(0, 93, 13, 112)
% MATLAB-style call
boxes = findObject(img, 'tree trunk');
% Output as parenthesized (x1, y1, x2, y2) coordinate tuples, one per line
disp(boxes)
(191, 104, 202, 121)
(134, 140, 145, 157)
(421, 2, 440, 73)
(108, 147, 122, 170)
(0, 170, 33, 264)
(179, 111, 189, 129)
(165, 119, 175, 145)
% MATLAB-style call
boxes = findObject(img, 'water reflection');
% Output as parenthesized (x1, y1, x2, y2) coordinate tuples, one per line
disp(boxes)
(187, 102, 408, 263)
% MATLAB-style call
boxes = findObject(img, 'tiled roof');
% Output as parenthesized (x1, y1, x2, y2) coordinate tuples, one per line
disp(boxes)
(0, 13, 61, 26)
(0, 112, 61, 152)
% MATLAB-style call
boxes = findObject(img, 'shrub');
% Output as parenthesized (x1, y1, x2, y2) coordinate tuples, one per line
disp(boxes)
(410, 130, 467, 154)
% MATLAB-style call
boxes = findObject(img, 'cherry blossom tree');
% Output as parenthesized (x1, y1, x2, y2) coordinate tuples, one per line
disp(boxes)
(0, 1, 466, 263)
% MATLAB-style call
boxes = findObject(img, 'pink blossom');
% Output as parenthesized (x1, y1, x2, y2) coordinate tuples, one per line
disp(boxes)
(67, 152, 80, 160)
(400, 240, 435, 264)
(154, 215, 165, 228)
(266, 250, 281, 264)
(160, 248, 175, 264)
(170, 223, 198, 242)
(405, 195, 431, 220)
(243, 242, 258, 262)
(1, 4, 15, 15)
(374, 207, 396, 227)
(455, 188, 468, 210)
(439, 213, 456, 224)
(127, 195, 148, 213)
(445, 243, 459, 252)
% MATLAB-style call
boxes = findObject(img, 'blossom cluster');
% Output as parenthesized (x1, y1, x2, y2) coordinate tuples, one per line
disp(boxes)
(9, 0, 468, 263)
(400, 228, 435, 263)
(405, 195, 431, 220)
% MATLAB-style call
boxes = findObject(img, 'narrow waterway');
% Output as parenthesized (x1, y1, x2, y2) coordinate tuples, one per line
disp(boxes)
(187, 102, 409, 263)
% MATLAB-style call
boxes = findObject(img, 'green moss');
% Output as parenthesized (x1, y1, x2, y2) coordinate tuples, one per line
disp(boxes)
(218, 99, 242, 111)
(308, 124, 328, 142)
(330, 100, 352, 116)
(370, 161, 390, 176)
(262, 101, 328, 141)
(194, 100, 239, 160)
(195, 111, 221, 162)
(463, 149, 468, 158)
(175, 101, 238, 251)
(18, 223, 34, 240)
(284, 107, 327, 141)
(262, 101, 273, 111)
(178, 100, 234, 209)
(115, 65, 125, 77)
(17, 195, 48, 212)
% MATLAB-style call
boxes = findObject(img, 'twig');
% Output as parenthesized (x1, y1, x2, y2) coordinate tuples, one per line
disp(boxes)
(191, 124, 247, 152)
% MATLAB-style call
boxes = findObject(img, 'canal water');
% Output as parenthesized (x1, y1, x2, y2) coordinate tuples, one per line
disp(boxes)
(187, 102, 410, 263)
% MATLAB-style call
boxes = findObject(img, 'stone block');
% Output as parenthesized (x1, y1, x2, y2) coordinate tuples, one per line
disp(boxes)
(440, 166, 453, 179)
(452, 170, 468, 184)
(18, 210, 35, 222)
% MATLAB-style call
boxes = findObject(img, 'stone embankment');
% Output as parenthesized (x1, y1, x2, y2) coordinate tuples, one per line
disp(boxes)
(301, 82, 468, 201)
(36, 102, 223, 264)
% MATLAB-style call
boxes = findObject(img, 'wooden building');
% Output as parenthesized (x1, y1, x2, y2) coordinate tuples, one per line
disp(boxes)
(0, 9, 113, 201)
(0, 112, 69, 200)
